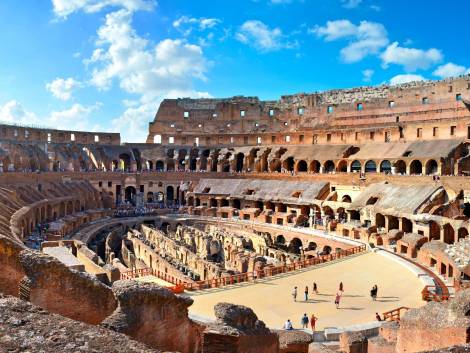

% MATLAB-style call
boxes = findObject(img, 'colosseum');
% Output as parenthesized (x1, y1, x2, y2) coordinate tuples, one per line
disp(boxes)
(0, 76, 469, 353)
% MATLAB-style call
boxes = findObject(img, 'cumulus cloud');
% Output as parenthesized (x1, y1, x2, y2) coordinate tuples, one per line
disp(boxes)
(389, 74, 425, 85)
(173, 16, 221, 31)
(362, 69, 374, 82)
(0, 100, 103, 132)
(51, 0, 155, 18)
(236, 20, 296, 52)
(381, 42, 443, 72)
(311, 20, 388, 62)
(46, 77, 82, 101)
(433, 62, 470, 79)
(87, 10, 208, 101)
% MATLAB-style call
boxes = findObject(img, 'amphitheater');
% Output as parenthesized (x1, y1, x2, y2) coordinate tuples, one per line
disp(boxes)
(0, 76, 470, 353)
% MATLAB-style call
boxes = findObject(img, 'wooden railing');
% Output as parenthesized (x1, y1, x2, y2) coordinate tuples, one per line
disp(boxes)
(383, 306, 409, 321)
(119, 244, 367, 292)
(421, 285, 451, 302)
(184, 244, 367, 291)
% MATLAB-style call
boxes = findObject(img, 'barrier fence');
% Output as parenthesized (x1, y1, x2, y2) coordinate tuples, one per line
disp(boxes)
(383, 306, 409, 321)
(421, 285, 451, 302)
(120, 244, 367, 292)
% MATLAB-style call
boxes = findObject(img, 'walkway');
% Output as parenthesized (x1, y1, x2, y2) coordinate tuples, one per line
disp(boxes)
(187, 252, 425, 330)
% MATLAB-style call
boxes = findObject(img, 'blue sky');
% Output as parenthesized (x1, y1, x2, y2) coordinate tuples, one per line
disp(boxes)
(0, 0, 469, 142)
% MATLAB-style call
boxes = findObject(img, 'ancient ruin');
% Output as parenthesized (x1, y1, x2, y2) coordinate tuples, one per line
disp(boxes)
(0, 75, 469, 352)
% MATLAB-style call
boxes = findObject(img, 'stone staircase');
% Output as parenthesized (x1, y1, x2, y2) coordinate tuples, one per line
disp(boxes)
(18, 277, 32, 301)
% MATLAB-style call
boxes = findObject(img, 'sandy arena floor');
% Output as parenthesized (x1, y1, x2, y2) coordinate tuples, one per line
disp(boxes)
(186, 252, 425, 330)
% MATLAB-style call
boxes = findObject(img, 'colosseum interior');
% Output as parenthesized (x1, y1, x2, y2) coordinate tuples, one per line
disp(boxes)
(0, 76, 470, 353)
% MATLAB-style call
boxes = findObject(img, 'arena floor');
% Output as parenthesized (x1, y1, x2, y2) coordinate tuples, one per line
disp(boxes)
(186, 252, 425, 330)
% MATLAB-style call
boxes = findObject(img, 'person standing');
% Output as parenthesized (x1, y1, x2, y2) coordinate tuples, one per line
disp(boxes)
(310, 313, 318, 333)
(304, 286, 309, 301)
(374, 284, 379, 299)
(339, 282, 344, 292)
(292, 286, 298, 302)
(301, 313, 309, 328)
(313, 282, 318, 294)
(375, 312, 382, 321)
(335, 292, 341, 309)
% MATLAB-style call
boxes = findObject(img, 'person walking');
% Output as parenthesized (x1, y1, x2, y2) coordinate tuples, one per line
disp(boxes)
(301, 313, 309, 329)
(375, 312, 382, 321)
(339, 282, 344, 292)
(310, 313, 318, 333)
(284, 319, 293, 330)
(304, 286, 309, 301)
(374, 284, 379, 299)
(313, 282, 318, 294)
(292, 286, 298, 302)
(335, 292, 341, 309)
(371, 285, 377, 301)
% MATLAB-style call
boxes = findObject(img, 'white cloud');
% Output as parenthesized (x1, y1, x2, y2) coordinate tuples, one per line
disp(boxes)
(342, 0, 362, 9)
(433, 62, 470, 79)
(312, 20, 388, 62)
(362, 69, 374, 82)
(0, 100, 41, 126)
(389, 74, 425, 85)
(0, 100, 103, 132)
(87, 10, 208, 103)
(235, 20, 296, 52)
(173, 16, 221, 32)
(270, 0, 293, 3)
(51, 0, 155, 18)
(46, 77, 82, 101)
(381, 42, 443, 72)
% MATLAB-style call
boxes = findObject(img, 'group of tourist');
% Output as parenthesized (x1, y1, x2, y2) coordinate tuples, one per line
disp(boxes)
(284, 313, 318, 332)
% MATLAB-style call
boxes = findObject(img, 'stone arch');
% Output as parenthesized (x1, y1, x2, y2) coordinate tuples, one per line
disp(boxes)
(458, 227, 469, 240)
(376, 213, 385, 228)
(350, 160, 361, 172)
(341, 195, 352, 203)
(337, 160, 348, 173)
(275, 234, 286, 245)
(124, 186, 136, 204)
(322, 245, 332, 254)
(322, 206, 334, 218)
(232, 199, 241, 210)
(210, 198, 217, 208)
(155, 160, 164, 171)
(119, 153, 131, 171)
(323, 160, 335, 173)
(166, 186, 175, 203)
(269, 159, 281, 172)
(146, 160, 153, 170)
(365, 160, 377, 173)
(380, 160, 392, 173)
(309, 160, 321, 173)
(282, 157, 295, 172)
(288, 238, 303, 254)
(166, 159, 175, 171)
(147, 192, 154, 203)
(296, 160, 308, 172)
(429, 221, 440, 240)
(402, 217, 413, 233)
(394, 160, 406, 174)
(443, 223, 455, 244)
(409, 160, 423, 175)
(307, 242, 317, 251)
(235, 153, 245, 172)
(425, 159, 438, 175)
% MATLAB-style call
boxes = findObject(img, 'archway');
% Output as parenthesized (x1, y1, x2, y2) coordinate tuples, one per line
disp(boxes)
(235, 153, 244, 172)
(365, 160, 377, 173)
(443, 224, 455, 244)
(380, 160, 392, 173)
(283, 157, 295, 172)
(119, 153, 131, 171)
(409, 160, 422, 175)
(288, 238, 303, 254)
(341, 195, 352, 203)
(324, 160, 335, 173)
(458, 227, 469, 240)
(307, 242, 317, 251)
(425, 160, 438, 175)
(337, 160, 348, 173)
(233, 199, 241, 210)
(296, 160, 308, 172)
(351, 160, 361, 173)
(394, 160, 406, 174)
(309, 160, 321, 173)
(166, 186, 174, 205)
(322, 245, 332, 255)
(429, 221, 440, 240)
(276, 235, 286, 246)
(166, 160, 175, 171)
(376, 213, 385, 228)
(402, 217, 413, 233)
(156, 160, 164, 171)
(147, 192, 154, 203)
(124, 186, 136, 204)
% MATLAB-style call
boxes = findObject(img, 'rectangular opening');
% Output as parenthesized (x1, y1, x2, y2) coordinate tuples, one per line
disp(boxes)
(47, 133, 52, 143)
(243, 136, 248, 144)
(327, 105, 334, 114)
(71, 133, 75, 141)
(299, 134, 304, 143)
(195, 137, 200, 146)
(326, 133, 331, 142)
(450, 126, 456, 136)
(94, 135, 99, 142)
(422, 97, 429, 104)
(269, 109, 274, 117)
(285, 135, 291, 142)
(389, 101, 395, 108)
(169, 136, 174, 144)
(297, 107, 304, 115)
(312, 135, 318, 144)
(433, 127, 439, 137)
(271, 135, 276, 143)
(417, 128, 422, 138)
(369, 131, 375, 140)
(357, 103, 363, 111)
(183, 111, 189, 118)
(456, 93, 462, 101)
(240, 110, 245, 117)
(355, 132, 359, 141)
(257, 136, 262, 144)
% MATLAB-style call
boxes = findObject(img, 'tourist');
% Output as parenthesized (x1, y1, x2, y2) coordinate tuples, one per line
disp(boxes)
(313, 282, 318, 294)
(339, 281, 344, 292)
(374, 284, 379, 298)
(284, 319, 293, 330)
(376, 312, 382, 321)
(371, 285, 377, 301)
(310, 313, 318, 333)
(335, 292, 341, 309)
(292, 286, 297, 302)
(301, 313, 309, 328)
(304, 286, 309, 301)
